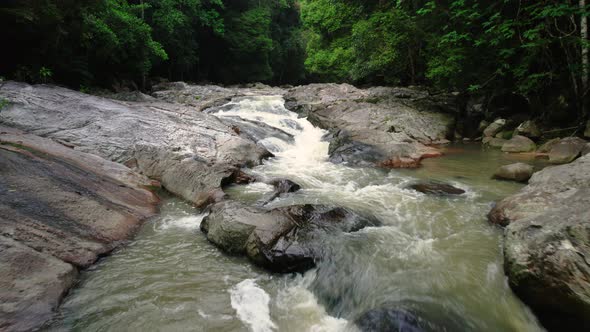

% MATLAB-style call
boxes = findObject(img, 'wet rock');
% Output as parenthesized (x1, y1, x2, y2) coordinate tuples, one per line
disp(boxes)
(548, 137, 587, 164)
(489, 154, 590, 330)
(501, 135, 536, 153)
(259, 179, 302, 205)
(515, 120, 541, 138)
(408, 181, 465, 196)
(355, 302, 464, 332)
(483, 119, 506, 137)
(537, 138, 561, 153)
(0, 81, 269, 207)
(0, 126, 159, 331)
(493, 163, 534, 182)
(201, 201, 379, 273)
(284, 84, 458, 168)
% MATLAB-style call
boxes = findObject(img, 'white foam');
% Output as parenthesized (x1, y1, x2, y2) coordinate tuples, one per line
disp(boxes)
(158, 214, 207, 230)
(230, 279, 277, 332)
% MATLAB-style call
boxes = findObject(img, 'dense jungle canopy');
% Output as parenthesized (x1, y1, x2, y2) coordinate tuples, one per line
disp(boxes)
(1, 0, 589, 123)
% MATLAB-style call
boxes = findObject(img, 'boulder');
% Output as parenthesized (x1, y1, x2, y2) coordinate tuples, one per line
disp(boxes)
(489, 154, 590, 331)
(501, 135, 536, 153)
(407, 181, 465, 196)
(582, 143, 590, 156)
(0, 126, 159, 331)
(515, 120, 541, 138)
(201, 201, 379, 273)
(493, 163, 534, 182)
(485, 137, 508, 149)
(537, 138, 561, 153)
(494, 130, 513, 140)
(548, 137, 587, 164)
(284, 84, 458, 168)
(0, 81, 269, 207)
(483, 119, 506, 137)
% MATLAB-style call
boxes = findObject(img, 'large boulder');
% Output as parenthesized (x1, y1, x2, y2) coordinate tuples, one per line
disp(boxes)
(515, 120, 541, 138)
(483, 137, 508, 149)
(501, 135, 536, 153)
(483, 119, 506, 137)
(537, 138, 561, 153)
(489, 154, 590, 331)
(493, 163, 534, 182)
(201, 201, 379, 273)
(548, 137, 587, 164)
(0, 126, 159, 331)
(0, 82, 269, 207)
(284, 84, 458, 168)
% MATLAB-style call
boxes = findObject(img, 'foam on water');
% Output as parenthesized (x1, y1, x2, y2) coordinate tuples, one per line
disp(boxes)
(230, 279, 277, 332)
(157, 214, 207, 230)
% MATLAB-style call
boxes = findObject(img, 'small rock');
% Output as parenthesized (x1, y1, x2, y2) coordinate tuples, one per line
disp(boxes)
(408, 181, 465, 196)
(537, 138, 561, 153)
(548, 137, 587, 164)
(515, 120, 541, 138)
(501, 135, 536, 153)
(493, 163, 534, 182)
(260, 179, 302, 205)
(483, 119, 506, 137)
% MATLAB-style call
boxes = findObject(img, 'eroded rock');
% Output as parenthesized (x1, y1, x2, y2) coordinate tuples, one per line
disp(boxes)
(0, 126, 159, 331)
(489, 154, 590, 331)
(201, 201, 379, 273)
(515, 120, 541, 138)
(284, 84, 457, 168)
(483, 119, 506, 137)
(0, 81, 269, 207)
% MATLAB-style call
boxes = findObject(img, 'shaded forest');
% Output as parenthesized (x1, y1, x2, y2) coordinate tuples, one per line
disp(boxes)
(1, 0, 589, 123)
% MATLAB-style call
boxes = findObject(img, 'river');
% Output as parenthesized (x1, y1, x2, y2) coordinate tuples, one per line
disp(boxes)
(47, 96, 544, 331)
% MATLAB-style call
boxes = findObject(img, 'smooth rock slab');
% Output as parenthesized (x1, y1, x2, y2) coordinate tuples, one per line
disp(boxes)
(493, 163, 534, 182)
(0, 126, 159, 331)
(201, 201, 379, 273)
(0, 81, 268, 207)
(501, 135, 536, 153)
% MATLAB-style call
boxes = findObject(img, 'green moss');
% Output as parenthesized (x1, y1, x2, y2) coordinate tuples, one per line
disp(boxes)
(0, 98, 10, 111)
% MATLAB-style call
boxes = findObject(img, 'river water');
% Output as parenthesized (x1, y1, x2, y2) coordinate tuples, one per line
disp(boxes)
(48, 96, 545, 331)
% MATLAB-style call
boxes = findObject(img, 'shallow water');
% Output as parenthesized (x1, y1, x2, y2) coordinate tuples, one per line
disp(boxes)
(49, 96, 545, 332)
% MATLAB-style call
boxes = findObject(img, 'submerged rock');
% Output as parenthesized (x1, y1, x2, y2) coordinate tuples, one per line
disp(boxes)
(284, 84, 457, 168)
(489, 154, 590, 331)
(201, 201, 379, 273)
(259, 179, 302, 205)
(355, 302, 464, 332)
(0, 81, 269, 207)
(548, 137, 587, 164)
(0, 126, 159, 331)
(408, 181, 465, 196)
(501, 135, 536, 153)
(493, 163, 534, 182)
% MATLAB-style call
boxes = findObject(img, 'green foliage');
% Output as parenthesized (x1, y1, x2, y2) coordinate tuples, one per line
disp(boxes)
(39, 67, 53, 83)
(0, 98, 9, 111)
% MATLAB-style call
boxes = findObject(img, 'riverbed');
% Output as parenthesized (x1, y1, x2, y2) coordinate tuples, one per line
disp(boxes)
(48, 96, 545, 332)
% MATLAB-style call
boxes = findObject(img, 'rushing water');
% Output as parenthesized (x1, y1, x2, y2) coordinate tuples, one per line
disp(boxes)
(49, 96, 545, 331)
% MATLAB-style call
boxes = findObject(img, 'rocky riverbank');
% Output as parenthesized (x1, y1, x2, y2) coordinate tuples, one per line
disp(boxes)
(1, 80, 589, 331)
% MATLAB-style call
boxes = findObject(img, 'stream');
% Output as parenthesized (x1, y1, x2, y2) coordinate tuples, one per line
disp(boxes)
(48, 96, 544, 331)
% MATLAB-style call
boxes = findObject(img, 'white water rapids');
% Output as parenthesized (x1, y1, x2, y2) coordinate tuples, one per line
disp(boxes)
(50, 95, 544, 332)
